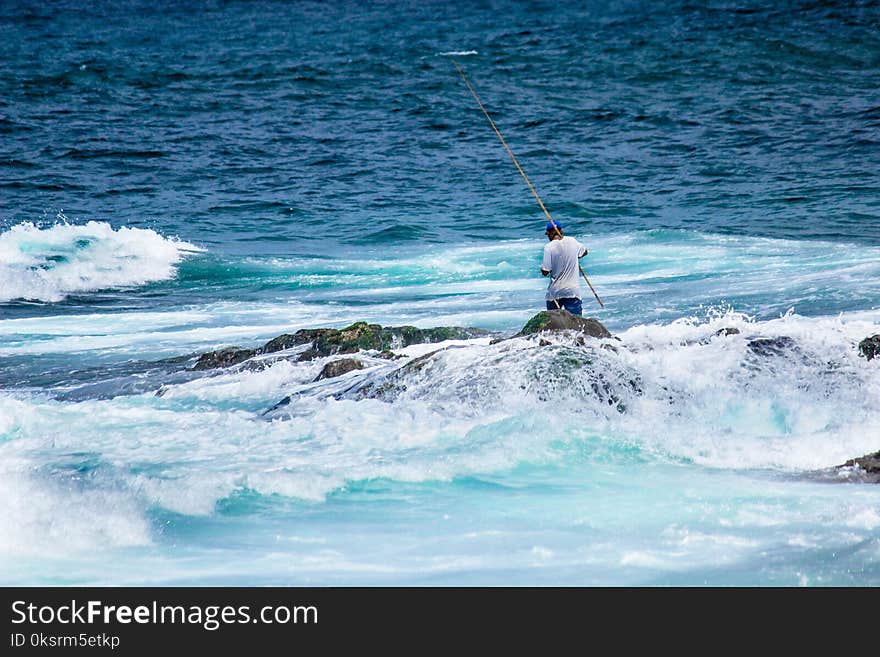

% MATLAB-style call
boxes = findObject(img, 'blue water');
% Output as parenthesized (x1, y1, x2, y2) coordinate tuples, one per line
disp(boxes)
(1, 0, 880, 585)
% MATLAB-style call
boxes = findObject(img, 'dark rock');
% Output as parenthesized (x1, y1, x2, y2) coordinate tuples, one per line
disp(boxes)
(419, 326, 488, 343)
(192, 347, 257, 371)
(746, 336, 797, 357)
(314, 358, 366, 381)
(397, 349, 444, 374)
(283, 322, 489, 361)
(858, 335, 880, 361)
(836, 450, 880, 483)
(697, 327, 742, 346)
(517, 310, 612, 339)
(260, 333, 303, 354)
(191, 322, 490, 370)
(340, 348, 448, 402)
(262, 395, 292, 415)
(157, 353, 199, 364)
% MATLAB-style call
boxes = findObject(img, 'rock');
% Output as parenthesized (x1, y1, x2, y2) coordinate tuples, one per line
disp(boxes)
(858, 335, 880, 361)
(697, 327, 742, 345)
(260, 334, 302, 354)
(517, 310, 612, 339)
(836, 450, 880, 483)
(304, 324, 380, 357)
(192, 347, 256, 371)
(746, 336, 797, 357)
(262, 395, 292, 415)
(191, 322, 490, 370)
(845, 451, 880, 474)
(314, 358, 366, 381)
(339, 348, 448, 402)
(290, 322, 489, 360)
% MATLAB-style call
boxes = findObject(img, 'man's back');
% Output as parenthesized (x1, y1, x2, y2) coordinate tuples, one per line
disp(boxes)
(542, 235, 586, 301)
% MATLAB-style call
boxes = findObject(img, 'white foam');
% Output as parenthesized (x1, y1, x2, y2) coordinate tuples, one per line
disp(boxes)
(2, 291, 880, 550)
(611, 310, 880, 470)
(0, 221, 200, 302)
(0, 465, 151, 557)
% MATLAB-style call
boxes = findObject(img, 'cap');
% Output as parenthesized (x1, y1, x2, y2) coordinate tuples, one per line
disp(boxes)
(545, 221, 562, 232)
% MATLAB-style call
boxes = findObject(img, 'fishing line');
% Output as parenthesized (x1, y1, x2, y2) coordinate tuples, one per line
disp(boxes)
(451, 58, 604, 308)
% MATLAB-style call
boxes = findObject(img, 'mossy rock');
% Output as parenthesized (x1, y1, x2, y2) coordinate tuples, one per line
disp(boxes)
(193, 322, 491, 369)
(192, 347, 256, 370)
(517, 309, 612, 339)
(295, 322, 488, 359)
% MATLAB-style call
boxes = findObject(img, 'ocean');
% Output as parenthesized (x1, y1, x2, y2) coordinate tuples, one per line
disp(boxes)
(1, 0, 879, 585)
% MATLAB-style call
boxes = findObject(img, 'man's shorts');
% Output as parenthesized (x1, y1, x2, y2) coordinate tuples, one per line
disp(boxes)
(546, 297, 582, 315)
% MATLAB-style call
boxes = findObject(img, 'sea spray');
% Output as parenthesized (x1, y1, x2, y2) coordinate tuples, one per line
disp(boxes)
(0, 221, 201, 302)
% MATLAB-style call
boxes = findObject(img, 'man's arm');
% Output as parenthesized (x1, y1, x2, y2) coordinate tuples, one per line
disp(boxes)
(541, 244, 552, 276)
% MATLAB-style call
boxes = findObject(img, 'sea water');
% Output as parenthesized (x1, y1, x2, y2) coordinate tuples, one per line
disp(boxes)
(1, 0, 879, 585)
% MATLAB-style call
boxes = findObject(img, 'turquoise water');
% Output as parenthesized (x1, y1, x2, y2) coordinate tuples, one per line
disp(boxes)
(1, 0, 880, 585)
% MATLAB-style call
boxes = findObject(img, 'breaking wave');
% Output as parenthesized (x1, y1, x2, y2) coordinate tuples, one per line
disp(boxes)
(0, 221, 201, 302)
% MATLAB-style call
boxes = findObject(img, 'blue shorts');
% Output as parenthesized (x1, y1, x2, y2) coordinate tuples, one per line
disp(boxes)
(546, 297, 582, 315)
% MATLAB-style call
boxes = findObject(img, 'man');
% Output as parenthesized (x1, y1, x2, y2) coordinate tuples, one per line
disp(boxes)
(540, 221, 588, 315)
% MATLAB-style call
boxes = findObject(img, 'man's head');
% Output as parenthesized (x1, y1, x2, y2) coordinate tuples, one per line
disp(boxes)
(545, 221, 563, 240)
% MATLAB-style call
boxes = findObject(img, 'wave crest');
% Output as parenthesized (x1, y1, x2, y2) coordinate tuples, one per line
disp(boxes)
(0, 221, 201, 302)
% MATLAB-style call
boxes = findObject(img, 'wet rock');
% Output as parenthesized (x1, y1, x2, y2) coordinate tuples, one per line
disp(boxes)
(192, 347, 257, 371)
(517, 310, 612, 339)
(314, 358, 366, 381)
(157, 353, 199, 364)
(835, 450, 880, 483)
(393, 348, 445, 374)
(746, 336, 797, 357)
(858, 335, 880, 361)
(263, 395, 292, 415)
(260, 334, 301, 354)
(697, 327, 742, 345)
(309, 322, 477, 350)
(290, 322, 489, 360)
(299, 322, 390, 358)
(192, 322, 490, 370)
(341, 348, 446, 401)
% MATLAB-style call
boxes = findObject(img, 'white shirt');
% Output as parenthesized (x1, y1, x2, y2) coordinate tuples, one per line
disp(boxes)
(542, 235, 587, 300)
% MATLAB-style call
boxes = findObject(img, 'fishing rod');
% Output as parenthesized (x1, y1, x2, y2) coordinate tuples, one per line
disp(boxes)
(451, 58, 604, 309)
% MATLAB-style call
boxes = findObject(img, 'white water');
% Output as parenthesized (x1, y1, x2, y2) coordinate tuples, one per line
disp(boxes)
(2, 306, 879, 583)
(0, 221, 200, 302)
(2, 227, 880, 585)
